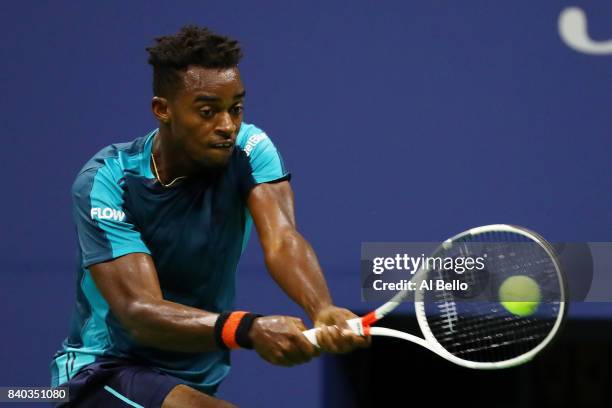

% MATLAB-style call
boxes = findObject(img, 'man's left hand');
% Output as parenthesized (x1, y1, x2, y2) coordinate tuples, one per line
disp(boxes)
(312, 305, 371, 354)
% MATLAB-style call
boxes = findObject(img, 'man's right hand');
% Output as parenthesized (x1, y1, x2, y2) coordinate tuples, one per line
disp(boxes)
(249, 316, 320, 366)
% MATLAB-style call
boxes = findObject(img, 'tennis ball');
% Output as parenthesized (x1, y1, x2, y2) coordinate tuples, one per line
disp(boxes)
(498, 275, 541, 317)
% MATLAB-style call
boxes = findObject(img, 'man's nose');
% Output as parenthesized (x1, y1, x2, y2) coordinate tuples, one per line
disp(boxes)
(215, 112, 236, 137)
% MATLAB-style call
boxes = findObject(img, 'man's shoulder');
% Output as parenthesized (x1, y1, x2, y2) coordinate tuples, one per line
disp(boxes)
(237, 122, 266, 144)
(236, 122, 274, 157)
(72, 130, 156, 194)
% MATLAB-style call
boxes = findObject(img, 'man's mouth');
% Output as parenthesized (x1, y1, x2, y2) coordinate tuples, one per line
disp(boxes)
(211, 142, 234, 149)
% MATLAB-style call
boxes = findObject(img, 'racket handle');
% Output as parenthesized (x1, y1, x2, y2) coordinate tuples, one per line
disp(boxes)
(302, 318, 364, 347)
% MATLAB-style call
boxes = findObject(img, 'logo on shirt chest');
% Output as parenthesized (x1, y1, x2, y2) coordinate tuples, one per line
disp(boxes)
(90, 207, 126, 222)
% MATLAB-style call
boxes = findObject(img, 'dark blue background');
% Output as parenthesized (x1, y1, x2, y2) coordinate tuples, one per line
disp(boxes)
(2, 1, 610, 406)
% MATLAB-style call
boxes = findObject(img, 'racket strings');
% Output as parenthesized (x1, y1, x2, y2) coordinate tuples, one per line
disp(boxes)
(428, 301, 556, 335)
(427, 304, 558, 361)
(430, 313, 554, 347)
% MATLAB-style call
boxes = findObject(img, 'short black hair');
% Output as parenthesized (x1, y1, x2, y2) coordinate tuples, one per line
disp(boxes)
(146, 25, 243, 97)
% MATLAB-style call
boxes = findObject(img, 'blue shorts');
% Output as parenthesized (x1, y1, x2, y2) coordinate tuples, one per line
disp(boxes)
(56, 357, 183, 407)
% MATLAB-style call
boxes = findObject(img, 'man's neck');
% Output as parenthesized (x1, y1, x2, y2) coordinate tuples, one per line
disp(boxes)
(151, 128, 194, 185)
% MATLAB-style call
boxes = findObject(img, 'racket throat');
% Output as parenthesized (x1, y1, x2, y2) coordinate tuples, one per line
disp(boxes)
(354, 311, 379, 336)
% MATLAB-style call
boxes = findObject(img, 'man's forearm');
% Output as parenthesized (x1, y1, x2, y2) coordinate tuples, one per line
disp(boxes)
(263, 229, 333, 321)
(122, 299, 219, 353)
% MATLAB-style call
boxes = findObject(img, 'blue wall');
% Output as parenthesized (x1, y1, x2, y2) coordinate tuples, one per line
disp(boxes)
(2, 1, 611, 406)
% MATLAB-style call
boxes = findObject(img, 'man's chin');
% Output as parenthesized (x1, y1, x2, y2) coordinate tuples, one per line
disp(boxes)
(197, 155, 231, 171)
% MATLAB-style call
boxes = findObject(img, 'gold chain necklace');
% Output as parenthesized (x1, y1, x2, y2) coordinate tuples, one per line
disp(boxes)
(151, 152, 187, 188)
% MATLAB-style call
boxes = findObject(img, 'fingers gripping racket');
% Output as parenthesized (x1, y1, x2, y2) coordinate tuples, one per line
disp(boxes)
(303, 224, 567, 369)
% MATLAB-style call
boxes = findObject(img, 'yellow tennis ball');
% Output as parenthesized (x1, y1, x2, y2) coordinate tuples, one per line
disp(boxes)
(499, 275, 541, 317)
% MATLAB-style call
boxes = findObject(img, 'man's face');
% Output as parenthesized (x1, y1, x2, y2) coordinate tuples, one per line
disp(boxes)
(165, 66, 245, 169)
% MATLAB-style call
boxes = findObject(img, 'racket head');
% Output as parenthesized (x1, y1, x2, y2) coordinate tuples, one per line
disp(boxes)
(409, 224, 567, 369)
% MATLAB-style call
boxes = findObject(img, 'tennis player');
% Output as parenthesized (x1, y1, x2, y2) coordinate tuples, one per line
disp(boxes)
(50, 25, 368, 407)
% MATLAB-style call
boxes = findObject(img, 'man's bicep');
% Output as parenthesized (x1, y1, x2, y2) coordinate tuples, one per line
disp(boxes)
(247, 181, 296, 249)
(89, 253, 163, 323)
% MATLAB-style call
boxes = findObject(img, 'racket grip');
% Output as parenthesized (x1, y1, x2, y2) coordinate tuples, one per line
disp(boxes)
(302, 318, 364, 347)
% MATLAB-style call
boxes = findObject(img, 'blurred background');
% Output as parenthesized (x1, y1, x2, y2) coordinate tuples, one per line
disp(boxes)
(1, 1, 611, 406)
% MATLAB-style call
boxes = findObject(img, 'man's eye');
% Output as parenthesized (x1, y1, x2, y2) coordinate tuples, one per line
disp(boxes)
(230, 105, 244, 115)
(200, 109, 215, 118)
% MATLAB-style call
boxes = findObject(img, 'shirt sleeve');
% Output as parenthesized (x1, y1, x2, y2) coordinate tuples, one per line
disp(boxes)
(72, 166, 151, 268)
(236, 125, 290, 196)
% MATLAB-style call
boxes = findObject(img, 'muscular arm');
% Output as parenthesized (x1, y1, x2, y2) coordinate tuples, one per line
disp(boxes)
(247, 181, 332, 321)
(89, 253, 219, 353)
(248, 181, 369, 353)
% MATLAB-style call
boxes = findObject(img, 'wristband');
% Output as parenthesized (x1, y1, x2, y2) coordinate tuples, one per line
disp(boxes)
(214, 311, 262, 350)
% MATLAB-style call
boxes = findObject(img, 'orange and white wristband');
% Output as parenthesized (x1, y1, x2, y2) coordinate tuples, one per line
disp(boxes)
(214, 311, 261, 350)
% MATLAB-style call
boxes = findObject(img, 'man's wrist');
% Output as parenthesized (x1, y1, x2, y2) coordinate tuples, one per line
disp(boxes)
(214, 312, 262, 350)
(308, 302, 334, 323)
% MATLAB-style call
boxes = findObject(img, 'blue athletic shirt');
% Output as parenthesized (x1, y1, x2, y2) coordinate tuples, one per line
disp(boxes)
(50, 123, 289, 394)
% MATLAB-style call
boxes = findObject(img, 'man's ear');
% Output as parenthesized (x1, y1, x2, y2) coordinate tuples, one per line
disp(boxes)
(152, 96, 171, 124)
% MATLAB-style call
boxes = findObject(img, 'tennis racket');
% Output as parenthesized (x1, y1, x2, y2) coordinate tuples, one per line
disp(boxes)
(303, 224, 567, 369)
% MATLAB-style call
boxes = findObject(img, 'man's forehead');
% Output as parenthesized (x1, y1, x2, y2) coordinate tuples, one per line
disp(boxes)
(181, 66, 242, 93)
